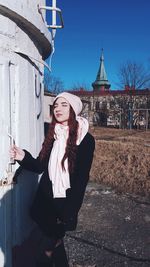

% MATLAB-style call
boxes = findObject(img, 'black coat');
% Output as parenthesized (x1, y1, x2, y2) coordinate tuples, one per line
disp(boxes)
(18, 132, 95, 238)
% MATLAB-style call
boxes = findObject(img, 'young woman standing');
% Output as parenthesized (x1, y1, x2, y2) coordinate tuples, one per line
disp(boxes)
(10, 92, 95, 267)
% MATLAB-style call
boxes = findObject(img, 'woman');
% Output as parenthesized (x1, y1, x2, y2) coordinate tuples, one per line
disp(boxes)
(10, 92, 95, 267)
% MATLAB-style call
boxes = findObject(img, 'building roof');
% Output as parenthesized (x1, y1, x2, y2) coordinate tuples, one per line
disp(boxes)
(44, 90, 56, 97)
(68, 88, 150, 96)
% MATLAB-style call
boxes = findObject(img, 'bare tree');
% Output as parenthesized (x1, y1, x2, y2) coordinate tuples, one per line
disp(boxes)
(44, 72, 64, 94)
(71, 82, 89, 91)
(118, 60, 150, 89)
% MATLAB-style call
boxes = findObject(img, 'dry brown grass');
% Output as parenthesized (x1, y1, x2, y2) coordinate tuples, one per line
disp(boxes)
(89, 127, 150, 196)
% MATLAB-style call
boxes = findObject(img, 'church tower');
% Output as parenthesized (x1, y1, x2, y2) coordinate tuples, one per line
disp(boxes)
(92, 49, 111, 92)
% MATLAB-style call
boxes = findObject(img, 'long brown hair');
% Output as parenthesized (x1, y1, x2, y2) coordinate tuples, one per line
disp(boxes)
(39, 103, 78, 174)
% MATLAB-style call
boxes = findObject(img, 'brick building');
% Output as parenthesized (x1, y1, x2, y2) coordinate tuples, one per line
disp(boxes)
(70, 50, 150, 129)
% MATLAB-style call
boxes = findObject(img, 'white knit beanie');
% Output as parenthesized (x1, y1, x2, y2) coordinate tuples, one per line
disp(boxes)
(54, 92, 83, 116)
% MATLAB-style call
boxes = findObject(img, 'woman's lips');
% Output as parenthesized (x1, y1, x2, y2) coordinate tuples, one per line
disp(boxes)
(56, 113, 62, 117)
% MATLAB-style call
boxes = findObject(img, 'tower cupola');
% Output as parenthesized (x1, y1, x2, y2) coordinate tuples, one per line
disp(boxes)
(92, 49, 111, 91)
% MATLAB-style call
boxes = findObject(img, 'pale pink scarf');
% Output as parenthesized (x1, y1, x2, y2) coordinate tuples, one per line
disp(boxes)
(48, 116, 89, 198)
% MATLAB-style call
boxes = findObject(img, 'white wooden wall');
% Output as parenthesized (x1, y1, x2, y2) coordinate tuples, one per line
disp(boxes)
(0, 54, 44, 267)
(0, 1, 52, 266)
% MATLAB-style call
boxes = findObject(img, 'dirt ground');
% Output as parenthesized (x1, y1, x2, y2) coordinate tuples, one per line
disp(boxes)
(89, 127, 150, 196)
(65, 128, 150, 267)
(65, 182, 150, 267)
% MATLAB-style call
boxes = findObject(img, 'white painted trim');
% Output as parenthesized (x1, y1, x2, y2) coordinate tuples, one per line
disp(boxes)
(13, 49, 51, 72)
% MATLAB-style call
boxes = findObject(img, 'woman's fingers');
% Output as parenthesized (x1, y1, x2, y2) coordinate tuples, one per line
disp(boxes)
(9, 145, 25, 161)
(9, 146, 16, 158)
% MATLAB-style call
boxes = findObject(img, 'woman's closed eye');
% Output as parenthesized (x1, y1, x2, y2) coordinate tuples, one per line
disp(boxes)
(54, 104, 69, 108)
(62, 104, 68, 107)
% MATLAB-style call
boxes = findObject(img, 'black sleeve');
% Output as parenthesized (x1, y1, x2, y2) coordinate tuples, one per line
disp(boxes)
(17, 149, 47, 174)
(63, 133, 95, 230)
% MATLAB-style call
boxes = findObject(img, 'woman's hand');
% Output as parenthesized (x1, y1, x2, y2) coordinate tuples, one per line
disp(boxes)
(9, 145, 25, 161)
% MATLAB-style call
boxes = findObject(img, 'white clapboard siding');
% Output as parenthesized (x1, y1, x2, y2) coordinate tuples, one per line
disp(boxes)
(0, 1, 53, 266)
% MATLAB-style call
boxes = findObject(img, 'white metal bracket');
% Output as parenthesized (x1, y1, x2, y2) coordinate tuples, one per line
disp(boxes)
(38, 5, 64, 29)
(38, 1, 64, 72)
(0, 132, 16, 186)
(0, 170, 15, 186)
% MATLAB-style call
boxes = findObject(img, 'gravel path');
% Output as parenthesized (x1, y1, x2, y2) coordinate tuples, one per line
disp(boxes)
(65, 182, 150, 267)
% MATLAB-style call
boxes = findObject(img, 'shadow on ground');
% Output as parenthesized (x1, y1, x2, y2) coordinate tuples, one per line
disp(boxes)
(65, 182, 150, 267)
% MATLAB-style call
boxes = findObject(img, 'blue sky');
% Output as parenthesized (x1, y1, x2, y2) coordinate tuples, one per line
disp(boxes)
(46, 0, 150, 90)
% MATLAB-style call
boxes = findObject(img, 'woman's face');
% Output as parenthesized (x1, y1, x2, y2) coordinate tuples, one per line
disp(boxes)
(53, 97, 70, 125)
